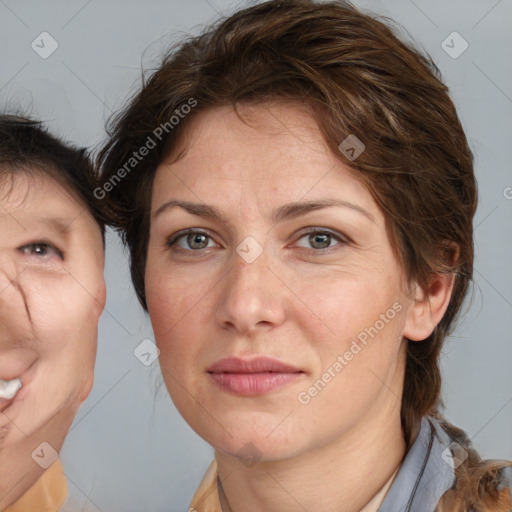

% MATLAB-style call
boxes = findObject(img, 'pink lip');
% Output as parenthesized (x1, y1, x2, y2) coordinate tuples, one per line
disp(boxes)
(207, 357, 304, 396)
(0, 367, 30, 383)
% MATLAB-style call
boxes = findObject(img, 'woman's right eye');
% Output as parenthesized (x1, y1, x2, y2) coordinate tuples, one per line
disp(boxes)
(167, 230, 219, 253)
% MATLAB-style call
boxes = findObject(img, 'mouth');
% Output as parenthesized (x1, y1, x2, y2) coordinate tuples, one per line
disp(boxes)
(207, 357, 304, 396)
(0, 378, 23, 400)
(0, 378, 23, 411)
(0, 361, 36, 411)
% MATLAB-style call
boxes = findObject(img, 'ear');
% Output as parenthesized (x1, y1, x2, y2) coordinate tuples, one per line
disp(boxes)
(403, 270, 456, 342)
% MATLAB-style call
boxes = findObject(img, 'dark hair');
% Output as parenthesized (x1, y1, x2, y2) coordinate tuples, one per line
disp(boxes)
(98, 0, 476, 448)
(0, 114, 106, 242)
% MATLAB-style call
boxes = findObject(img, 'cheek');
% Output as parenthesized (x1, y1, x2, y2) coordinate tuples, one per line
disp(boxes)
(146, 275, 209, 390)
(147, 291, 190, 362)
(293, 274, 397, 335)
(146, 279, 174, 339)
(20, 274, 104, 355)
(77, 371, 95, 404)
(145, 262, 203, 336)
(91, 275, 107, 317)
(292, 272, 408, 382)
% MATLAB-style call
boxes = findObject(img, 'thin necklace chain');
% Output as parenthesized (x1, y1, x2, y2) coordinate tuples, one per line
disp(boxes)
(217, 476, 233, 512)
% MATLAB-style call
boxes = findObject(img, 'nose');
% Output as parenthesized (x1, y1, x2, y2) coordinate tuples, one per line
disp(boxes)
(214, 246, 287, 335)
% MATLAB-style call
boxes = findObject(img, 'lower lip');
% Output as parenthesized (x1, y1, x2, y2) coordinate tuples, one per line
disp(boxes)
(209, 372, 302, 395)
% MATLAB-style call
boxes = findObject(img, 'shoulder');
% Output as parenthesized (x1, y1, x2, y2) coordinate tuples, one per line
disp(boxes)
(3, 461, 67, 512)
(432, 416, 512, 512)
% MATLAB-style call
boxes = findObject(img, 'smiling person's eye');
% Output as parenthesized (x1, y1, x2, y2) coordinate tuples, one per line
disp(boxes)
(167, 229, 219, 252)
(294, 228, 349, 251)
(18, 242, 64, 261)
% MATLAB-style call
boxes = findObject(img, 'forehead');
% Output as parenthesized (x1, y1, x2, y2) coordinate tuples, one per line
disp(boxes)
(152, 104, 376, 217)
(1, 168, 72, 207)
(0, 168, 97, 233)
(166, 102, 330, 166)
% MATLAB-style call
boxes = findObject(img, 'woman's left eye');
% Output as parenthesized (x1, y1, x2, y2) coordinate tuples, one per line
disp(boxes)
(18, 242, 64, 261)
(294, 229, 348, 251)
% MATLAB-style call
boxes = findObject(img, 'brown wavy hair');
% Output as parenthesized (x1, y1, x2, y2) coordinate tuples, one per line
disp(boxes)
(98, 1, 510, 507)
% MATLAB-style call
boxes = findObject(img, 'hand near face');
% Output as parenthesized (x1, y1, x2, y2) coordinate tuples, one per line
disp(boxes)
(0, 173, 105, 508)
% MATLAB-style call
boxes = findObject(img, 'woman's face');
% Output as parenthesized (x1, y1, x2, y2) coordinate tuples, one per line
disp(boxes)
(0, 172, 105, 505)
(146, 104, 419, 462)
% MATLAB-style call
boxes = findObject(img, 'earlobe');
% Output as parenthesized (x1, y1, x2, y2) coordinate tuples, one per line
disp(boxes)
(403, 271, 456, 342)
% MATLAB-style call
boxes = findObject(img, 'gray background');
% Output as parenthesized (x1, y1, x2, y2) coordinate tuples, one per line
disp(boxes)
(1, 0, 511, 510)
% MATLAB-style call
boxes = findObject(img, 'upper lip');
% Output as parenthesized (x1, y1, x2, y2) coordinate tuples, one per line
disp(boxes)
(0, 354, 37, 383)
(0, 360, 36, 385)
(0, 372, 26, 383)
(207, 357, 302, 374)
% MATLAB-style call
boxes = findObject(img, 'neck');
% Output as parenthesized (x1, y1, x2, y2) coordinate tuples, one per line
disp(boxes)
(216, 401, 406, 512)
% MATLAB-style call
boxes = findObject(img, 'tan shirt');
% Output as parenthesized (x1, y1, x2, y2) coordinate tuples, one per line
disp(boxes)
(189, 458, 400, 512)
(3, 460, 67, 512)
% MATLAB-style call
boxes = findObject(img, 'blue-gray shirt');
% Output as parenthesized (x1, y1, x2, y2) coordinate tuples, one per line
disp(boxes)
(378, 416, 512, 511)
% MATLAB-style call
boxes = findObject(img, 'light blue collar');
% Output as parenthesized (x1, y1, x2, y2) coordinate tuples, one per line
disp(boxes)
(378, 416, 456, 512)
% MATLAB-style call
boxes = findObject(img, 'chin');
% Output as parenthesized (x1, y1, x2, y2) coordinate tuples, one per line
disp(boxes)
(217, 437, 306, 465)
(198, 416, 302, 463)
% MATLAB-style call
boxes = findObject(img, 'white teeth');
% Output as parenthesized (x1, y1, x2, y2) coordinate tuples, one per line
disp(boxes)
(0, 378, 22, 400)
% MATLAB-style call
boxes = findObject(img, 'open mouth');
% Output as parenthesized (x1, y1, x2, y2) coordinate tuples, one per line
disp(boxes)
(0, 361, 36, 407)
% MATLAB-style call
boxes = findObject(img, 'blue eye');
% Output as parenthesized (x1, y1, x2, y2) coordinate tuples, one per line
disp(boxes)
(167, 230, 218, 252)
(19, 242, 64, 261)
(165, 227, 349, 256)
(295, 229, 347, 250)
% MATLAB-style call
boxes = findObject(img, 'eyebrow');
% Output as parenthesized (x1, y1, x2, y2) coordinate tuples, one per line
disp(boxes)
(153, 198, 375, 225)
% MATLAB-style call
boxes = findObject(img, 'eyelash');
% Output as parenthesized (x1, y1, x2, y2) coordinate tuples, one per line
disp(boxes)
(166, 227, 350, 255)
(18, 242, 64, 261)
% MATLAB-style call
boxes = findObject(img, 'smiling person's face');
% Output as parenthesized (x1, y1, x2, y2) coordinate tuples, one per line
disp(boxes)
(0, 171, 105, 506)
(146, 104, 446, 463)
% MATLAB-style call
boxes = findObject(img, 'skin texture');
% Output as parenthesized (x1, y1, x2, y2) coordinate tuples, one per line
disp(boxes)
(146, 104, 455, 512)
(0, 172, 105, 508)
